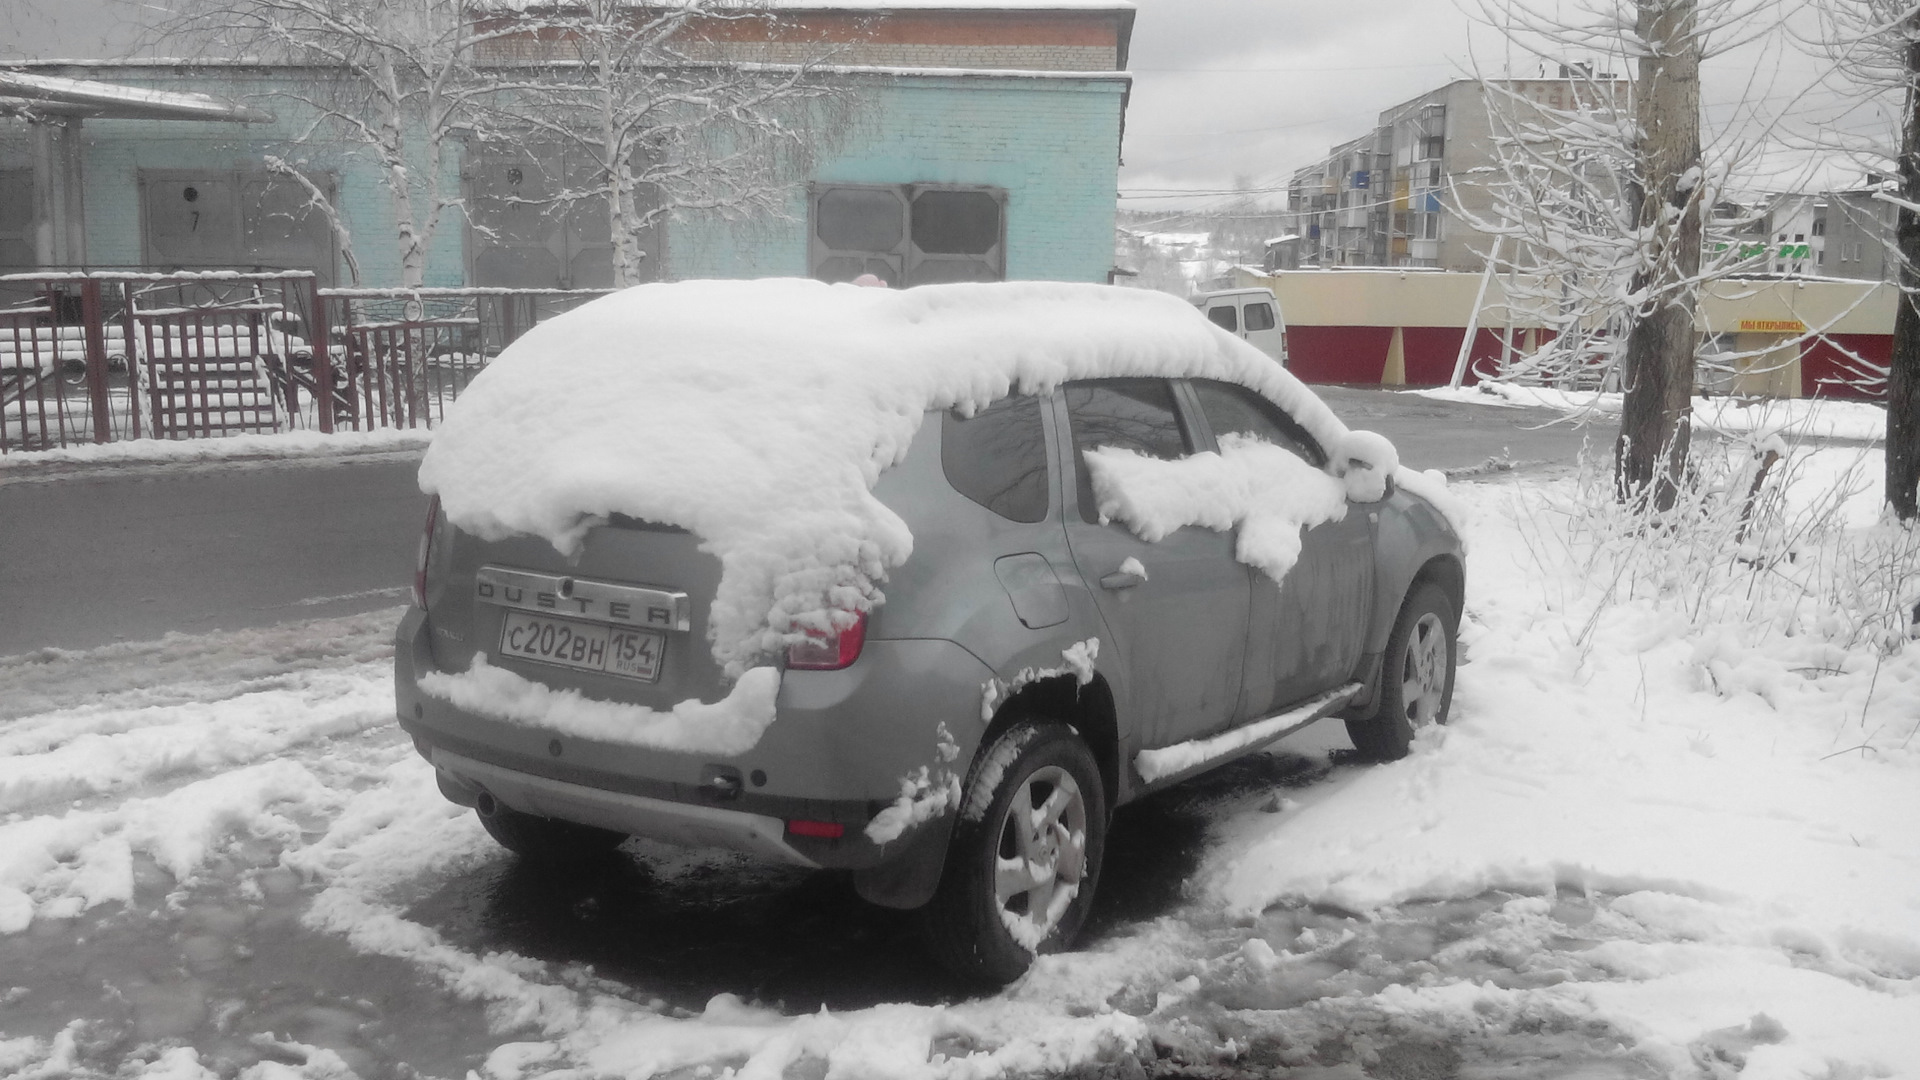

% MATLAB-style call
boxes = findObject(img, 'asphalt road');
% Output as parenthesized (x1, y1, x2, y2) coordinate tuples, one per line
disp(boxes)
(0, 451, 428, 656)
(0, 389, 1611, 658)
(1314, 385, 1619, 473)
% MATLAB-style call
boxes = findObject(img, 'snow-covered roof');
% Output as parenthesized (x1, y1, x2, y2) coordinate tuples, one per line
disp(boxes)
(0, 70, 273, 123)
(420, 278, 1349, 675)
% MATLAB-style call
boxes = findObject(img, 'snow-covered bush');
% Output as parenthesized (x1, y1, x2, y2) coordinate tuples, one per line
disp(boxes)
(1542, 431, 1919, 658)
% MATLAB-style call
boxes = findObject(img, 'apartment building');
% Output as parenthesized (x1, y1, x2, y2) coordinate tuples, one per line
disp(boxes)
(1275, 73, 1632, 272)
(1707, 188, 1897, 282)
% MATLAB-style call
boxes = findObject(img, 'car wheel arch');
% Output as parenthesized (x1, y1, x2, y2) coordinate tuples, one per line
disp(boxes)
(1347, 552, 1466, 721)
(1412, 553, 1465, 626)
(978, 672, 1119, 817)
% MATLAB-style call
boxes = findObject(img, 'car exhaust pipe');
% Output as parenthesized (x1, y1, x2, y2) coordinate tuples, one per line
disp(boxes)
(475, 791, 500, 817)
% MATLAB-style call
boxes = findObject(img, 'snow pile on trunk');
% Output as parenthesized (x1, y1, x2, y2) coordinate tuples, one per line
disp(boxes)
(418, 656, 781, 755)
(419, 279, 1348, 676)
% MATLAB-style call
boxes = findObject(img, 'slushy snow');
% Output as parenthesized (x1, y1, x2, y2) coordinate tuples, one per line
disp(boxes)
(4, 454, 1919, 1077)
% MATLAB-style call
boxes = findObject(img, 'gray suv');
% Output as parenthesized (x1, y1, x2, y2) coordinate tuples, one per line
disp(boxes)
(396, 374, 1463, 983)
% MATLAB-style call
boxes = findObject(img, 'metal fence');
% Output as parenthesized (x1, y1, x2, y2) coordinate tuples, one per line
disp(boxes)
(1, 271, 608, 453)
(318, 288, 610, 432)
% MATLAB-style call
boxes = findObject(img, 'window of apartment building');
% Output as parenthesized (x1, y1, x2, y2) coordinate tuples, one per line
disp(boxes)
(0, 169, 30, 269)
(811, 184, 1005, 287)
(467, 145, 625, 290)
(140, 170, 339, 284)
(1421, 135, 1444, 160)
(1414, 211, 1441, 241)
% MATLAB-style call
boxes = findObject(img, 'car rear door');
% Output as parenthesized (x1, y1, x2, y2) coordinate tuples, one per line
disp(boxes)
(1056, 378, 1251, 750)
(1187, 379, 1375, 716)
(1202, 294, 1286, 366)
(1239, 296, 1288, 366)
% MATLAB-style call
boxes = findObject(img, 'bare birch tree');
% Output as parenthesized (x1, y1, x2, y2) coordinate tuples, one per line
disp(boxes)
(1467, 0, 1784, 509)
(160, 0, 515, 288)
(468, 1, 846, 286)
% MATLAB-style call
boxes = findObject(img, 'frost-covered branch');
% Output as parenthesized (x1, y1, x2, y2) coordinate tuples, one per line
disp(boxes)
(464, 0, 856, 286)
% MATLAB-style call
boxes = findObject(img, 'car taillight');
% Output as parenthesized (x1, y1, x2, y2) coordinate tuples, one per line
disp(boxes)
(412, 496, 440, 610)
(787, 819, 845, 839)
(785, 610, 867, 670)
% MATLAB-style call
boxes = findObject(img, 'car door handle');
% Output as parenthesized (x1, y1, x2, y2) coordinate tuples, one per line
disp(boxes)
(1100, 568, 1146, 590)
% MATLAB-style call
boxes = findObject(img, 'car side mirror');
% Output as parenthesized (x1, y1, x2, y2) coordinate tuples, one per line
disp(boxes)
(1337, 430, 1399, 502)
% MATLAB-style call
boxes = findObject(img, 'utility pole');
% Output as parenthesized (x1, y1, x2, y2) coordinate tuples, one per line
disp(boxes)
(1886, 8, 1920, 520)
(1615, 0, 1703, 510)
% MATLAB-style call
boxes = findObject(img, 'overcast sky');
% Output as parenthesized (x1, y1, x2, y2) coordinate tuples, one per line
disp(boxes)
(1116, 0, 1892, 214)
(1117, 1, 1506, 210)
(4, 0, 1898, 212)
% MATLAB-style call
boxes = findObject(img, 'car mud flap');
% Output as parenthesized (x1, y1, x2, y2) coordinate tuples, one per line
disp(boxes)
(1341, 651, 1384, 719)
(852, 809, 957, 910)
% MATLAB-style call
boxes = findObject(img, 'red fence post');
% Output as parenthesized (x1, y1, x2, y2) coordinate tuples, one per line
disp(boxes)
(79, 279, 113, 444)
(120, 281, 142, 440)
(309, 276, 334, 434)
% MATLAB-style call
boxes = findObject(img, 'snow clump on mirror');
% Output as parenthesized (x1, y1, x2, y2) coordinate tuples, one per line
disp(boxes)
(420, 280, 1354, 677)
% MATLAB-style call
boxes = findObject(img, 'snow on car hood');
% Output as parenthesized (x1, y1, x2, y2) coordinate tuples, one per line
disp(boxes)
(419, 278, 1354, 676)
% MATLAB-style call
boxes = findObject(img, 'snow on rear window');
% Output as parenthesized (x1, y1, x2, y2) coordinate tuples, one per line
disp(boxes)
(418, 279, 1352, 677)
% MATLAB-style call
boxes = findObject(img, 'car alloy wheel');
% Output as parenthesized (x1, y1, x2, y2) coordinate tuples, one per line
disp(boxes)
(1400, 610, 1449, 727)
(1346, 580, 1457, 761)
(920, 720, 1107, 984)
(991, 763, 1089, 948)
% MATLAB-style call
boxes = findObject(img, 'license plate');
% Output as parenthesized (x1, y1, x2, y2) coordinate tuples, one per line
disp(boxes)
(498, 611, 664, 682)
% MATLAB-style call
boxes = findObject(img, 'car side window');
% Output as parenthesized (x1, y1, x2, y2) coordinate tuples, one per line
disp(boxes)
(1244, 302, 1276, 332)
(1190, 379, 1326, 467)
(1205, 305, 1238, 332)
(943, 395, 1050, 523)
(1066, 379, 1193, 524)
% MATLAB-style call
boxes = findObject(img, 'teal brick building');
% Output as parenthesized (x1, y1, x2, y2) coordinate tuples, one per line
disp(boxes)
(0, 3, 1134, 291)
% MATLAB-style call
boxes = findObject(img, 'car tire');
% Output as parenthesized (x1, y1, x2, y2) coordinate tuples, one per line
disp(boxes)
(477, 802, 627, 861)
(919, 720, 1107, 984)
(1346, 581, 1457, 761)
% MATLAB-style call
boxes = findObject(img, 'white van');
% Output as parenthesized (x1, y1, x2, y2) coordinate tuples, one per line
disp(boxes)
(1193, 287, 1288, 367)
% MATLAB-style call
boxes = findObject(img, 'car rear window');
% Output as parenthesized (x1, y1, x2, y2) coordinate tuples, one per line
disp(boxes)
(1066, 379, 1193, 524)
(1244, 302, 1276, 332)
(1205, 305, 1237, 332)
(942, 395, 1050, 522)
(1191, 379, 1325, 466)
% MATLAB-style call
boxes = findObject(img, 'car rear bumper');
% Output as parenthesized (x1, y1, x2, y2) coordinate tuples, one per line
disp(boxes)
(431, 747, 819, 867)
(393, 605, 986, 906)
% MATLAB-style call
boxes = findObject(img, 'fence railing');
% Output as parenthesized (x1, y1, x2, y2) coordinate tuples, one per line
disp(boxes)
(317, 288, 611, 432)
(1, 271, 609, 454)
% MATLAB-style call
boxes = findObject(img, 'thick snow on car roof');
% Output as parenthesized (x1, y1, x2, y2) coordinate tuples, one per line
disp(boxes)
(420, 278, 1351, 675)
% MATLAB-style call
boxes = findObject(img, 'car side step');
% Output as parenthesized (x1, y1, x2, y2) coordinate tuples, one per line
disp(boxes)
(1133, 682, 1366, 786)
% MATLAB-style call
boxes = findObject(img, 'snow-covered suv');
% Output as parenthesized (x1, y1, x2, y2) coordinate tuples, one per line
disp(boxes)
(394, 279, 1465, 983)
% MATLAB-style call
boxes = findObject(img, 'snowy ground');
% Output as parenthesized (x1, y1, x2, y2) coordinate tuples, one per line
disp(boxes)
(1415, 384, 1889, 444)
(4, 456, 1919, 1079)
